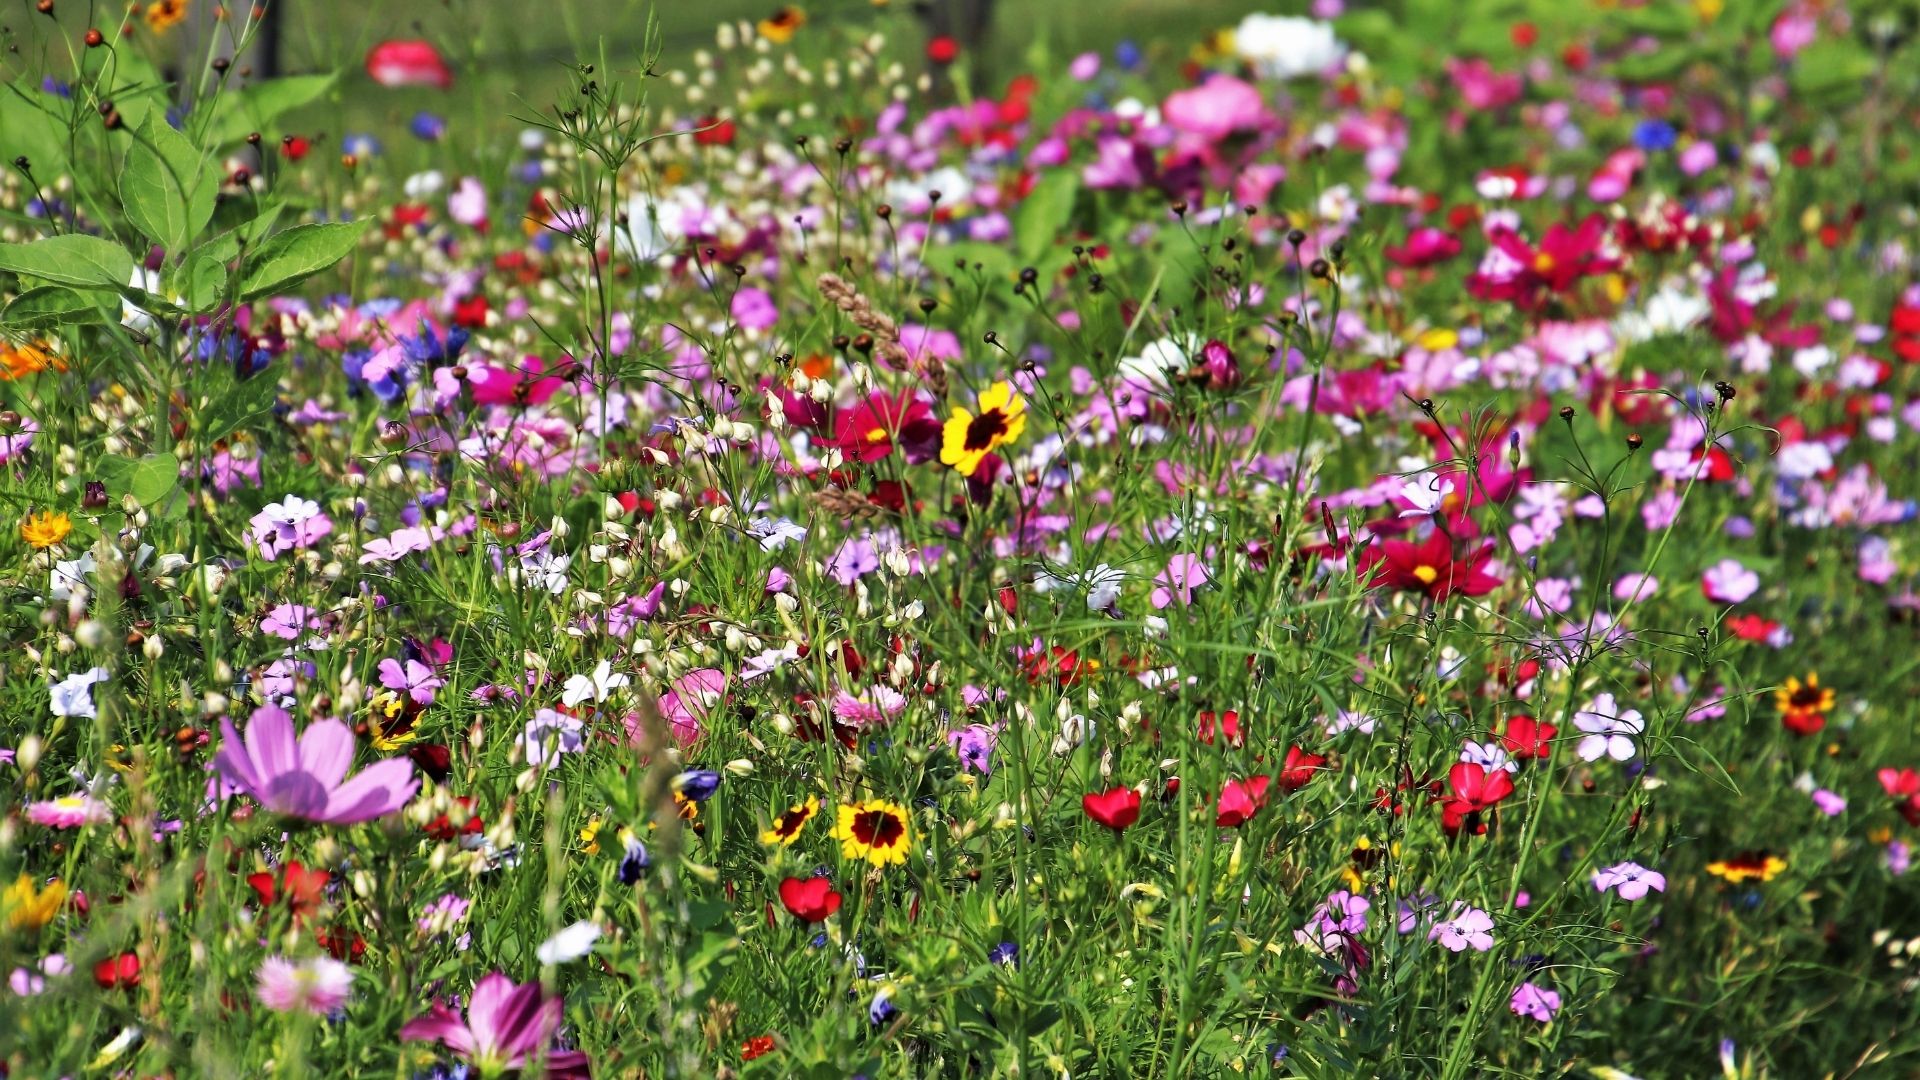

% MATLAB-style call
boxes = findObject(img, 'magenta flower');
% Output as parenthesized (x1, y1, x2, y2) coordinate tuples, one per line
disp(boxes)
(25, 794, 112, 828)
(1150, 554, 1211, 609)
(1701, 559, 1759, 604)
(1509, 981, 1561, 1023)
(399, 972, 589, 1078)
(1592, 861, 1666, 901)
(378, 657, 446, 705)
(255, 955, 354, 1015)
(214, 705, 418, 824)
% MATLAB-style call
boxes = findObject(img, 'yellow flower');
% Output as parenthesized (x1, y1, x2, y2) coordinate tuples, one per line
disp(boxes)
(830, 798, 911, 867)
(3, 875, 67, 931)
(579, 815, 603, 855)
(1706, 852, 1787, 884)
(145, 0, 189, 33)
(940, 381, 1027, 477)
(760, 796, 819, 846)
(367, 690, 421, 751)
(20, 510, 71, 549)
(1774, 672, 1835, 735)
(757, 6, 805, 43)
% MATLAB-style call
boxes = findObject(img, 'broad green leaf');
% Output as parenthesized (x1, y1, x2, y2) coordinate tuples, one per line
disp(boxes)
(203, 73, 337, 146)
(0, 234, 134, 289)
(196, 363, 283, 443)
(1014, 169, 1079, 263)
(129, 453, 180, 506)
(1, 285, 112, 328)
(236, 219, 370, 301)
(1790, 39, 1877, 103)
(178, 252, 229, 311)
(121, 113, 217, 255)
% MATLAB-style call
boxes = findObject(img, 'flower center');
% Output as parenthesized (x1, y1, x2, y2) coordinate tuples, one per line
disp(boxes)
(1533, 252, 1556, 273)
(851, 809, 905, 848)
(964, 409, 1010, 451)
(866, 426, 889, 443)
(1411, 565, 1440, 584)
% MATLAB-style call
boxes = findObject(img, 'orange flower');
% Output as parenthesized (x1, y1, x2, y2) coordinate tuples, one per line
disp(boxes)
(20, 510, 71, 549)
(1774, 672, 1834, 736)
(1, 340, 67, 380)
(145, 0, 189, 33)
(757, 6, 805, 43)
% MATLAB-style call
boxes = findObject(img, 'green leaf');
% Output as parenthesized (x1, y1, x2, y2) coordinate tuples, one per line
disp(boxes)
(203, 73, 337, 146)
(1789, 39, 1877, 103)
(0, 234, 134, 289)
(121, 113, 217, 256)
(196, 363, 283, 443)
(1014, 169, 1079, 263)
(128, 453, 180, 506)
(0, 84, 72, 177)
(236, 219, 370, 301)
(178, 252, 229, 312)
(1, 285, 112, 328)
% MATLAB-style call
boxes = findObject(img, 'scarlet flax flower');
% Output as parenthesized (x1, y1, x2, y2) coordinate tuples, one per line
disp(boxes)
(777, 876, 843, 923)
(1083, 787, 1142, 831)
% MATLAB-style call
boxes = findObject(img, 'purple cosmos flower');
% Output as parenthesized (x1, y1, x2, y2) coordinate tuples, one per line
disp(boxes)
(1509, 981, 1561, 1022)
(214, 705, 419, 824)
(1572, 693, 1643, 762)
(378, 657, 445, 706)
(249, 496, 333, 561)
(399, 972, 589, 1078)
(946, 724, 999, 774)
(1592, 861, 1666, 900)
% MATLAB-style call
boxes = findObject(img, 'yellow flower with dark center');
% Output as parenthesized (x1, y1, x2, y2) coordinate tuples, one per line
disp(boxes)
(940, 381, 1026, 477)
(145, 0, 189, 32)
(4, 875, 67, 932)
(757, 6, 805, 43)
(367, 690, 421, 751)
(830, 798, 911, 866)
(1774, 672, 1835, 735)
(760, 796, 819, 846)
(20, 510, 71, 549)
(1706, 852, 1787, 884)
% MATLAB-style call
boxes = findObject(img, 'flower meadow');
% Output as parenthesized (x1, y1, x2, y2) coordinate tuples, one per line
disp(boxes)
(4, 0, 1920, 1076)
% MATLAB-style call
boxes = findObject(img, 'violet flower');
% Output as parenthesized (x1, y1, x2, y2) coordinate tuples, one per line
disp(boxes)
(214, 705, 418, 824)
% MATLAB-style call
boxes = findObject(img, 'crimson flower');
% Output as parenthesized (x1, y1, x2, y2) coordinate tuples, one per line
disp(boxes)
(94, 952, 140, 989)
(1498, 715, 1556, 761)
(1439, 762, 1514, 836)
(1279, 746, 1329, 792)
(1385, 227, 1462, 268)
(1468, 214, 1619, 309)
(777, 876, 844, 923)
(1355, 530, 1501, 601)
(830, 391, 940, 465)
(1197, 709, 1244, 748)
(1879, 767, 1920, 827)
(247, 860, 331, 921)
(1083, 787, 1142, 832)
(1215, 776, 1272, 827)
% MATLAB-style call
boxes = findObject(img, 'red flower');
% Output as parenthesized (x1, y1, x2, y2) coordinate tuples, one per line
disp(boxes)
(1197, 709, 1244, 748)
(926, 35, 960, 65)
(1497, 715, 1556, 760)
(694, 116, 737, 147)
(93, 951, 140, 989)
(1355, 530, 1501, 601)
(452, 296, 489, 330)
(1879, 767, 1920, 827)
(830, 391, 940, 465)
(1279, 746, 1329, 792)
(425, 796, 485, 842)
(1083, 787, 1142, 832)
(1439, 762, 1513, 836)
(742, 1034, 776, 1061)
(1215, 776, 1272, 827)
(365, 39, 454, 89)
(247, 860, 331, 920)
(777, 876, 843, 923)
(1725, 613, 1781, 643)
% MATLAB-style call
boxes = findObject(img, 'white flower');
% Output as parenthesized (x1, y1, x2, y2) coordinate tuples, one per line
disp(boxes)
(50, 552, 96, 601)
(50, 667, 110, 718)
(402, 170, 446, 199)
(121, 268, 162, 333)
(1461, 741, 1518, 774)
(1233, 14, 1345, 80)
(518, 549, 571, 595)
(1573, 692, 1644, 762)
(535, 920, 602, 965)
(1398, 476, 1455, 518)
(561, 659, 630, 708)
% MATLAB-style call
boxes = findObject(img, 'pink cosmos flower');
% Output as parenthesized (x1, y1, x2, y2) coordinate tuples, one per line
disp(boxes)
(1592, 861, 1666, 900)
(1161, 75, 1268, 143)
(255, 955, 354, 1015)
(1428, 903, 1494, 952)
(1701, 559, 1759, 604)
(399, 972, 590, 1079)
(249, 495, 333, 561)
(214, 705, 419, 824)
(25, 795, 111, 829)
(1150, 554, 1211, 609)
(1509, 981, 1561, 1023)
(831, 686, 908, 729)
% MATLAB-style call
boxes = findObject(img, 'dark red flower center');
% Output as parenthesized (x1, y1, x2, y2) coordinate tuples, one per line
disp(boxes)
(964, 409, 1010, 451)
(850, 808, 905, 849)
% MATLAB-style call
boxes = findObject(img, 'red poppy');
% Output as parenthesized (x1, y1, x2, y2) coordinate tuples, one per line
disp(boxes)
(1354, 530, 1501, 602)
(94, 951, 140, 989)
(1879, 767, 1920, 827)
(1497, 715, 1556, 760)
(1215, 776, 1272, 827)
(694, 116, 737, 147)
(425, 796, 485, 842)
(742, 1034, 776, 1060)
(1197, 709, 1244, 748)
(247, 860, 330, 920)
(1083, 787, 1142, 832)
(777, 876, 843, 923)
(1279, 746, 1329, 792)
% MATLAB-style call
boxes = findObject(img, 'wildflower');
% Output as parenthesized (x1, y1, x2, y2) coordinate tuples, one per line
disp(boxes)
(247, 861, 331, 920)
(400, 973, 590, 1078)
(249, 496, 333, 561)
(940, 381, 1027, 477)
(1439, 762, 1514, 835)
(830, 686, 908, 729)
(1701, 559, 1760, 604)
(1774, 672, 1834, 736)
(3, 876, 66, 931)
(560, 659, 630, 708)
(1572, 693, 1644, 762)
(255, 956, 353, 1015)
(1083, 787, 1142, 832)
(761, 797, 820, 845)
(1278, 746, 1330, 792)
(742, 1034, 776, 1060)
(1428, 904, 1495, 952)
(214, 705, 419, 824)
(1215, 775, 1272, 827)
(377, 657, 444, 706)
(144, 0, 188, 33)
(1355, 530, 1501, 601)
(25, 795, 111, 828)
(1498, 714, 1556, 760)
(1592, 861, 1667, 900)
(778, 876, 843, 923)
(831, 799, 912, 866)
(535, 921, 601, 965)
(0, 340, 66, 379)
(671, 770, 722, 802)
(20, 510, 71, 549)
(830, 390, 938, 464)
(365, 39, 454, 89)
(1509, 981, 1561, 1022)
(49, 667, 110, 719)
(757, 5, 805, 42)
(1706, 852, 1787, 883)
(946, 724, 998, 774)
(1878, 767, 1920, 826)
(516, 709, 588, 766)
(1149, 553, 1211, 609)
(93, 952, 141, 989)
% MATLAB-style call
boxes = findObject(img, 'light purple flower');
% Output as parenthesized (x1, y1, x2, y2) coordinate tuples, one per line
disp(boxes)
(1592, 861, 1666, 900)
(378, 657, 445, 706)
(1509, 981, 1561, 1022)
(1150, 553, 1211, 609)
(1701, 559, 1759, 604)
(1573, 693, 1643, 762)
(1811, 788, 1847, 816)
(1428, 903, 1494, 952)
(214, 705, 419, 823)
(946, 724, 998, 775)
(250, 495, 333, 561)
